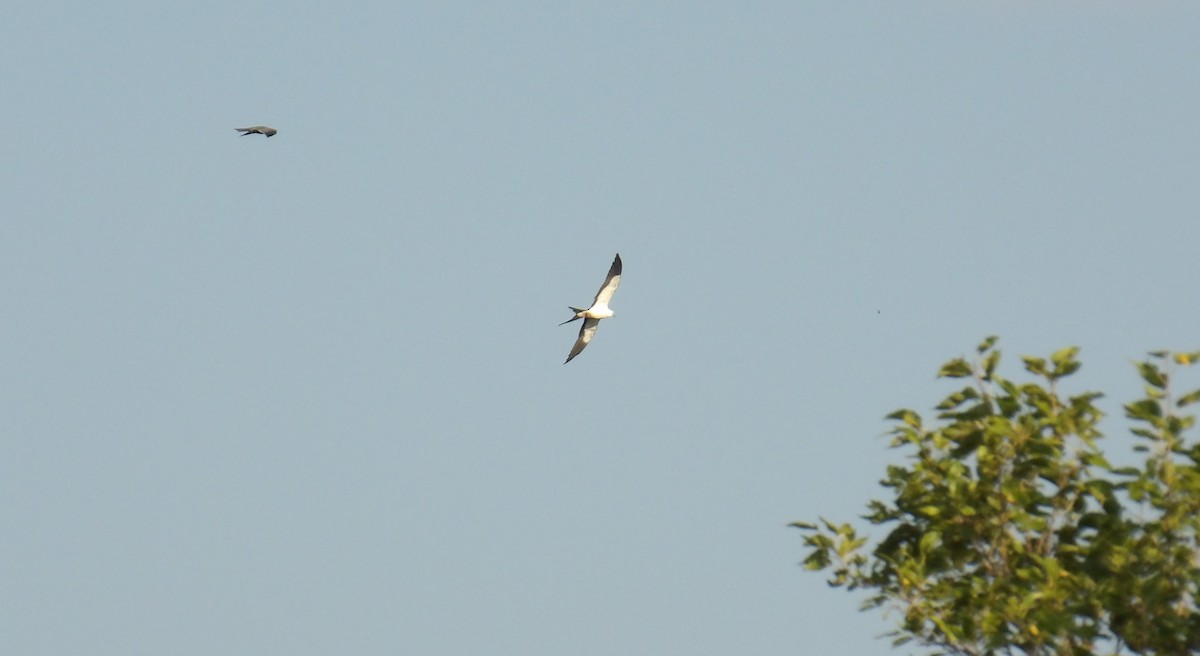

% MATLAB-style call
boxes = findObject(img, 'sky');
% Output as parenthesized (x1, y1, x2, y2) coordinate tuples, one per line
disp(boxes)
(2, 2, 1198, 654)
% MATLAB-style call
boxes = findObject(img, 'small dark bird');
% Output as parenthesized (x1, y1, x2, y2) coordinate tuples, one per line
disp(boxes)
(560, 254, 622, 364)
(236, 126, 277, 137)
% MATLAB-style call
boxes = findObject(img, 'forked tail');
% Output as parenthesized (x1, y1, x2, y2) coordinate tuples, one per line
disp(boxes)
(559, 307, 585, 326)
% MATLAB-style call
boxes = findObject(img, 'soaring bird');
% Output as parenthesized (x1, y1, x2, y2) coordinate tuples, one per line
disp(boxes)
(560, 253, 622, 364)
(236, 126, 277, 137)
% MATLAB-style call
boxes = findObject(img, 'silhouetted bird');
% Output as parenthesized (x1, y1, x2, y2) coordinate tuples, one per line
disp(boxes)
(236, 126, 277, 137)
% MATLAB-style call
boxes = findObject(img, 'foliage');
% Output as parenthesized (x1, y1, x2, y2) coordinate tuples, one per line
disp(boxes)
(794, 338, 1200, 655)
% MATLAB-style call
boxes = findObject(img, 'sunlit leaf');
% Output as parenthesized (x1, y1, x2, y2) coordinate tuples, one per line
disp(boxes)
(1080, 452, 1111, 469)
(1023, 357, 1048, 376)
(939, 358, 973, 379)
(886, 409, 922, 429)
(1177, 388, 1200, 408)
(796, 339, 1200, 654)
(1050, 346, 1080, 367)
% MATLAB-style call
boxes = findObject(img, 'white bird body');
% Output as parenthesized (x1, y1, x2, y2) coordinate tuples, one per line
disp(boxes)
(561, 254, 622, 364)
(577, 303, 613, 320)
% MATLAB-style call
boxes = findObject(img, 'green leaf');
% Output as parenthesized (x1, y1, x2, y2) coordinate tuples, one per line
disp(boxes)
(981, 349, 1001, 379)
(886, 409, 922, 428)
(935, 387, 979, 411)
(1055, 360, 1082, 378)
(930, 615, 961, 642)
(949, 401, 992, 422)
(1127, 480, 1147, 501)
(1129, 427, 1159, 441)
(1125, 399, 1162, 422)
(1050, 346, 1079, 367)
(802, 550, 831, 570)
(1084, 479, 1113, 502)
(1177, 388, 1200, 408)
(1080, 451, 1112, 469)
(1137, 361, 1167, 388)
(938, 358, 973, 379)
(796, 339, 1200, 655)
(977, 335, 999, 354)
(948, 430, 984, 458)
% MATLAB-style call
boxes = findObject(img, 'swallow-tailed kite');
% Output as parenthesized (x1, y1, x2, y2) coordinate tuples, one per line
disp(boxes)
(560, 253, 622, 364)
(236, 126, 277, 137)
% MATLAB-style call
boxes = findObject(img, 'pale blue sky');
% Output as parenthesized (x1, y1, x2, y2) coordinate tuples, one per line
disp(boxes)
(2, 3, 1198, 655)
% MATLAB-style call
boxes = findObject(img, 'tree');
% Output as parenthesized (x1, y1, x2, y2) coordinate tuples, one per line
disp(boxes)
(794, 338, 1200, 655)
